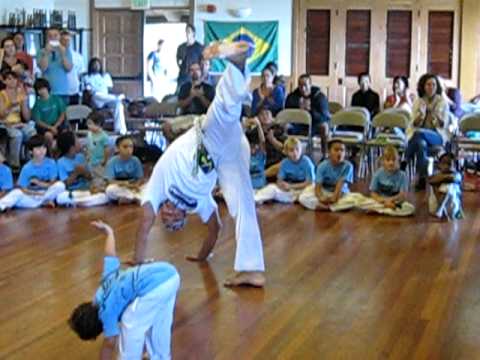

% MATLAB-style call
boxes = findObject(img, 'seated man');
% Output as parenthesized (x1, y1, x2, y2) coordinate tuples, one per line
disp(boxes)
(351, 72, 380, 119)
(177, 62, 215, 115)
(285, 74, 330, 156)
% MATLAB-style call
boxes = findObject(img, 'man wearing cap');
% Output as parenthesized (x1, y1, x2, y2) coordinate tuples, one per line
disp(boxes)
(135, 41, 265, 287)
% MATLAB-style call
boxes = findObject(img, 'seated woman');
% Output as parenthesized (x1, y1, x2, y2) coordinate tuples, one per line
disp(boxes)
(81, 57, 127, 134)
(0, 70, 35, 170)
(0, 36, 33, 91)
(251, 65, 284, 116)
(404, 73, 450, 191)
(384, 75, 414, 112)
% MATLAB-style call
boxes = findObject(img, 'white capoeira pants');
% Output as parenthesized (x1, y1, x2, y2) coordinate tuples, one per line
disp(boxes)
(0, 181, 65, 211)
(254, 184, 303, 204)
(93, 93, 127, 134)
(357, 198, 415, 217)
(106, 184, 145, 202)
(428, 183, 462, 218)
(203, 63, 265, 272)
(298, 184, 368, 212)
(118, 273, 180, 360)
(56, 189, 109, 207)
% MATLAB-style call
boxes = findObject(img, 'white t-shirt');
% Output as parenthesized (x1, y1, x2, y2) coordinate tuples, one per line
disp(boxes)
(142, 128, 218, 222)
(66, 50, 84, 95)
(82, 73, 113, 95)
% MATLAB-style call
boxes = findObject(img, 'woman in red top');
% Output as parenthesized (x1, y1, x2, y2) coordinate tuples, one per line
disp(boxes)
(384, 76, 414, 112)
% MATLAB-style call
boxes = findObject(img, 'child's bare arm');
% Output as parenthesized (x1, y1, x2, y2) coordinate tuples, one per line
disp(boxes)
(332, 178, 346, 202)
(288, 180, 312, 190)
(100, 336, 116, 360)
(91, 220, 116, 257)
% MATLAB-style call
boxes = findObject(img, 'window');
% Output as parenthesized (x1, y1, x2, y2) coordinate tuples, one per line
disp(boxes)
(386, 10, 412, 77)
(345, 10, 371, 76)
(306, 10, 330, 76)
(428, 11, 454, 78)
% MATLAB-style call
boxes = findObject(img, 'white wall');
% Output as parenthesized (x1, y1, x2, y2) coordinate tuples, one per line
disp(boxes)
(194, 0, 293, 75)
(94, 0, 189, 7)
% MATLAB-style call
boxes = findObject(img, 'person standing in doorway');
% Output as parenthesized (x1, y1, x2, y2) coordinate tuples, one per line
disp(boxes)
(147, 39, 166, 101)
(176, 24, 203, 92)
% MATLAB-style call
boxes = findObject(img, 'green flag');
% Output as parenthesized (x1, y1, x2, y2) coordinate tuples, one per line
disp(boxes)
(204, 21, 279, 74)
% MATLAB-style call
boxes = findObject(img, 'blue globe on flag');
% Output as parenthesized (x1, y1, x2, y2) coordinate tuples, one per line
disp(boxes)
(232, 33, 255, 58)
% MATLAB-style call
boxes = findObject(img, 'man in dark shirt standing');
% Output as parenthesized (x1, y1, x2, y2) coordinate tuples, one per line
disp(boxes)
(285, 74, 331, 156)
(351, 72, 380, 118)
(176, 24, 204, 91)
(178, 62, 215, 115)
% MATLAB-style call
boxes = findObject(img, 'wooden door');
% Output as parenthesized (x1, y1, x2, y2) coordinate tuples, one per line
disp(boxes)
(92, 10, 143, 98)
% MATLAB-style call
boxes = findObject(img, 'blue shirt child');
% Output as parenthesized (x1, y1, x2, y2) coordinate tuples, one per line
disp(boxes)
(370, 168, 408, 197)
(278, 155, 315, 184)
(87, 131, 110, 167)
(57, 153, 90, 190)
(104, 155, 144, 181)
(94, 256, 179, 337)
(18, 158, 58, 190)
(250, 151, 266, 189)
(316, 159, 353, 193)
(0, 164, 13, 191)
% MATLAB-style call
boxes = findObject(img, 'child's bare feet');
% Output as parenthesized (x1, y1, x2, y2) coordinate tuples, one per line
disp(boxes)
(224, 271, 265, 288)
(43, 201, 56, 209)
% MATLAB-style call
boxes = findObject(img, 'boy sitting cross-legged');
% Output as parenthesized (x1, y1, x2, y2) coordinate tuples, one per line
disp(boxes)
(0, 151, 13, 199)
(359, 145, 415, 216)
(55, 131, 109, 207)
(105, 135, 145, 204)
(0, 134, 65, 211)
(69, 220, 180, 359)
(255, 137, 315, 204)
(299, 139, 367, 211)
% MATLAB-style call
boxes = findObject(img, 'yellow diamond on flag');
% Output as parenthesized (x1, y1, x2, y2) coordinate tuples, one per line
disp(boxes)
(223, 26, 271, 64)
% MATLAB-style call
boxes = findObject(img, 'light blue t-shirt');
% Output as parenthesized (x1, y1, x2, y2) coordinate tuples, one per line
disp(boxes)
(104, 155, 144, 181)
(370, 168, 408, 197)
(37, 47, 73, 95)
(250, 151, 266, 189)
(87, 131, 109, 167)
(316, 159, 353, 193)
(0, 164, 13, 191)
(18, 158, 58, 190)
(94, 256, 179, 337)
(278, 155, 315, 183)
(57, 153, 90, 190)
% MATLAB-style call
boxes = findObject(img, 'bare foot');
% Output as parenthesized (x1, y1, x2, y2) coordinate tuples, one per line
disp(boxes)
(43, 201, 56, 209)
(224, 271, 265, 288)
(118, 197, 134, 205)
(203, 41, 250, 60)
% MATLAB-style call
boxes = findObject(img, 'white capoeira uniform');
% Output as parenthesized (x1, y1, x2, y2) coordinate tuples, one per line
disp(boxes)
(428, 182, 463, 218)
(56, 189, 109, 207)
(358, 198, 415, 217)
(0, 181, 65, 211)
(142, 63, 265, 272)
(255, 184, 304, 204)
(299, 185, 369, 212)
(106, 184, 145, 202)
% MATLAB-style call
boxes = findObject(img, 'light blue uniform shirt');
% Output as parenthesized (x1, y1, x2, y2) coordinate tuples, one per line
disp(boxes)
(104, 155, 144, 181)
(18, 158, 58, 190)
(250, 151, 266, 189)
(57, 153, 90, 190)
(0, 164, 13, 191)
(316, 159, 353, 193)
(37, 47, 73, 95)
(94, 256, 179, 337)
(87, 131, 109, 167)
(278, 155, 315, 183)
(370, 168, 408, 197)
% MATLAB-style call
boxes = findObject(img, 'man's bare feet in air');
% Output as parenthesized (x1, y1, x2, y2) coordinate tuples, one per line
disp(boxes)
(224, 271, 266, 288)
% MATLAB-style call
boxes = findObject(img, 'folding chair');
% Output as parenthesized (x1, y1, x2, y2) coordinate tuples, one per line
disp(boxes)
(328, 101, 343, 115)
(453, 113, 480, 169)
(275, 109, 313, 155)
(66, 104, 92, 131)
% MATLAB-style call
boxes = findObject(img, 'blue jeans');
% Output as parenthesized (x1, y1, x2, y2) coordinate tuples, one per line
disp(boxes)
(405, 129, 443, 177)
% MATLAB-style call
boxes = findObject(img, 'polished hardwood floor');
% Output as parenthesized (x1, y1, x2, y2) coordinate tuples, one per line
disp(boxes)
(1, 185, 480, 359)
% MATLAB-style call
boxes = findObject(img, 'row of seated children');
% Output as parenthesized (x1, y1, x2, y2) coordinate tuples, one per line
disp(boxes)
(247, 121, 463, 220)
(0, 130, 144, 212)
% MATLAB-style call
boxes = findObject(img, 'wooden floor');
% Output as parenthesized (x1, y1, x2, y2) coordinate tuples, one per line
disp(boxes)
(1, 185, 480, 360)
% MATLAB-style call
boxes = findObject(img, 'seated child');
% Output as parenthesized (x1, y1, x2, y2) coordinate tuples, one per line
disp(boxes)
(428, 152, 463, 220)
(255, 137, 315, 204)
(69, 220, 180, 359)
(105, 135, 145, 204)
(299, 139, 366, 211)
(86, 112, 110, 190)
(359, 145, 415, 216)
(0, 151, 13, 198)
(55, 131, 109, 207)
(0, 135, 65, 211)
(245, 117, 266, 190)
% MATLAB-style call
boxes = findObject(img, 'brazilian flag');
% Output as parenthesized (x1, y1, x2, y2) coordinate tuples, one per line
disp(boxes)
(204, 21, 279, 74)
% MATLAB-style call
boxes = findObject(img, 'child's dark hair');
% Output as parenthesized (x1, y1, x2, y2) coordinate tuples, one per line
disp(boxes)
(57, 131, 76, 157)
(87, 111, 105, 127)
(33, 78, 51, 96)
(27, 134, 47, 150)
(68, 302, 103, 341)
(115, 134, 133, 147)
(245, 127, 260, 145)
(439, 152, 455, 162)
(328, 138, 345, 150)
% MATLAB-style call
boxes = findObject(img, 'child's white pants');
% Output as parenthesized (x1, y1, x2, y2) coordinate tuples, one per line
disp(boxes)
(428, 183, 462, 217)
(118, 273, 180, 360)
(0, 181, 65, 210)
(358, 198, 415, 217)
(298, 184, 368, 212)
(56, 190, 109, 207)
(106, 184, 145, 202)
(254, 184, 301, 204)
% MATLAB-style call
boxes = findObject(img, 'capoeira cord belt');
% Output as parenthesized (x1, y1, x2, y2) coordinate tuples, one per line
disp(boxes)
(192, 116, 215, 178)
